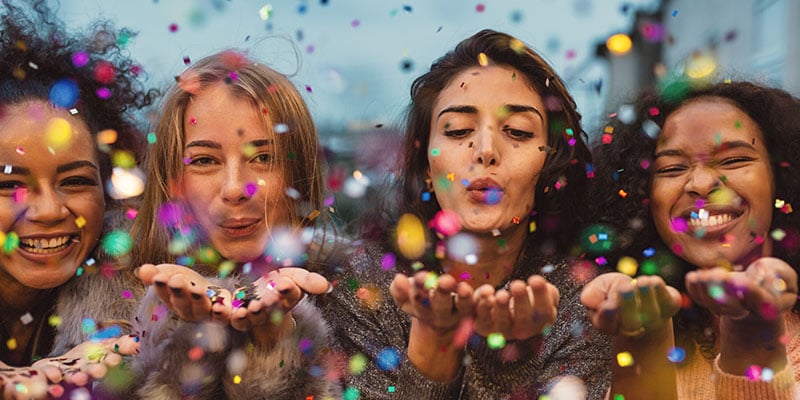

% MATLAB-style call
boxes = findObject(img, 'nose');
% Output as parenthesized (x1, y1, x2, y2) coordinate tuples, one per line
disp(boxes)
(472, 128, 499, 166)
(684, 165, 721, 197)
(221, 163, 251, 204)
(26, 186, 69, 224)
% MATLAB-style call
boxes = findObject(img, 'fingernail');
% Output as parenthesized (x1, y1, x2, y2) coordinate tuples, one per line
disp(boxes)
(154, 281, 166, 287)
(639, 285, 651, 294)
(326, 284, 334, 294)
(621, 291, 635, 301)
(190, 292, 202, 300)
(170, 287, 183, 296)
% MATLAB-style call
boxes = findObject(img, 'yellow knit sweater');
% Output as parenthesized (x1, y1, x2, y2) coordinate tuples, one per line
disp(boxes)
(676, 312, 800, 399)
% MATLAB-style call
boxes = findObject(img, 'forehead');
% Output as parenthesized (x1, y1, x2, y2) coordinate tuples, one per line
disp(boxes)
(657, 98, 764, 150)
(0, 102, 95, 160)
(434, 65, 545, 112)
(183, 83, 271, 142)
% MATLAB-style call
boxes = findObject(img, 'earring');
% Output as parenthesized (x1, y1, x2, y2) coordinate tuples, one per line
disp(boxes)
(425, 178, 434, 193)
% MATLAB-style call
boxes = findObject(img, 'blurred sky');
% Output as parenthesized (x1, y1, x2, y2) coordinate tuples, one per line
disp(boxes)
(51, 0, 660, 131)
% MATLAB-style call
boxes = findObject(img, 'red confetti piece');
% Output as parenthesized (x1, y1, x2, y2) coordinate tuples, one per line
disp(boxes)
(475, 3, 485, 12)
(169, 23, 179, 32)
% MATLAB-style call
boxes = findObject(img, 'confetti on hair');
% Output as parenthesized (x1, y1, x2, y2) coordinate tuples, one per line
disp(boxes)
(667, 346, 686, 363)
(50, 79, 80, 108)
(477, 52, 489, 67)
(101, 230, 133, 256)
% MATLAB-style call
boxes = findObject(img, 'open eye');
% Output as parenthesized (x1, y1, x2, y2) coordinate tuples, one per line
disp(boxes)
(252, 153, 274, 164)
(188, 156, 217, 166)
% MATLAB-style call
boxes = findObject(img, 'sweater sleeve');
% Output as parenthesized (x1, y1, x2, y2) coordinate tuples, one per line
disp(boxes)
(322, 243, 463, 399)
(462, 261, 612, 399)
(221, 297, 341, 400)
(713, 354, 796, 400)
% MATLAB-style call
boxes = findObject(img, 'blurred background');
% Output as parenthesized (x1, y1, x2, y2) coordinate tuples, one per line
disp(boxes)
(51, 0, 800, 223)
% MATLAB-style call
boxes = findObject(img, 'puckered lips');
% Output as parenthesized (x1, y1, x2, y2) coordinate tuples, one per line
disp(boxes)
(679, 205, 744, 237)
(466, 177, 504, 205)
(17, 232, 81, 262)
(217, 217, 262, 239)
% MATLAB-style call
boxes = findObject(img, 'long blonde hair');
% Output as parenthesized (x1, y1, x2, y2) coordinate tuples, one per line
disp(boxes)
(130, 50, 326, 269)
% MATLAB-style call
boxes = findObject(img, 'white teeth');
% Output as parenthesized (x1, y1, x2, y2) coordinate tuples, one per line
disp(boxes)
(688, 213, 733, 228)
(19, 235, 73, 253)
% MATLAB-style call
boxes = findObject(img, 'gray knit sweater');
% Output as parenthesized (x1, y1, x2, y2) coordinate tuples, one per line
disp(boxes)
(322, 241, 611, 399)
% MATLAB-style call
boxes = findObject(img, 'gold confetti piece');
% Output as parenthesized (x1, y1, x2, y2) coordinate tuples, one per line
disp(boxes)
(75, 216, 86, 228)
(478, 52, 488, 67)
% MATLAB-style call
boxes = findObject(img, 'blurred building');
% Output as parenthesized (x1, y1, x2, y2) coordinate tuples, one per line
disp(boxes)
(569, 0, 800, 139)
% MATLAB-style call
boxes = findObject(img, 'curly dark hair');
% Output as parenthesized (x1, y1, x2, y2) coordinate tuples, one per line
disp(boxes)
(361, 29, 592, 268)
(0, 0, 157, 201)
(587, 79, 800, 362)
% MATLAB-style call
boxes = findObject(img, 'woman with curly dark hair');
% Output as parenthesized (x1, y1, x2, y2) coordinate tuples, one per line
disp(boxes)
(324, 29, 610, 399)
(581, 79, 800, 399)
(0, 0, 156, 397)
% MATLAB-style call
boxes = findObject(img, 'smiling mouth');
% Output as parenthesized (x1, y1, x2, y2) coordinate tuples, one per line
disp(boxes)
(19, 235, 78, 254)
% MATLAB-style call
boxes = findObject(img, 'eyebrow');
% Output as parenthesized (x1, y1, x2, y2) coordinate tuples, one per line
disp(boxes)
(654, 140, 758, 159)
(436, 104, 545, 121)
(185, 139, 273, 150)
(2, 160, 97, 175)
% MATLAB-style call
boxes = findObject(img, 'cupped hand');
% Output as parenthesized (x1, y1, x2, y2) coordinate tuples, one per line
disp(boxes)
(230, 267, 331, 347)
(473, 275, 559, 340)
(136, 263, 232, 323)
(1, 335, 140, 399)
(581, 272, 681, 338)
(390, 271, 474, 334)
(685, 257, 798, 321)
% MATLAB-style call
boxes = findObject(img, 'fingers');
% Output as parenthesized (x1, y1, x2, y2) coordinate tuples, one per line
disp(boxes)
(135, 263, 158, 284)
(473, 285, 495, 336)
(390, 274, 412, 311)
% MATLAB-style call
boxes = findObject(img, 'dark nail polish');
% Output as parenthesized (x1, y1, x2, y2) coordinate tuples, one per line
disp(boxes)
(191, 292, 202, 300)
(170, 287, 183, 296)
(154, 281, 166, 287)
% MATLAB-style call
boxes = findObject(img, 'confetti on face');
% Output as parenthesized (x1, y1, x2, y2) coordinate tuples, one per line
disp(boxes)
(429, 209, 461, 236)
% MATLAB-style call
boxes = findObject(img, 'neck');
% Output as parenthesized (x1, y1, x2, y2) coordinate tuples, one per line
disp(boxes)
(444, 221, 529, 288)
(0, 269, 49, 318)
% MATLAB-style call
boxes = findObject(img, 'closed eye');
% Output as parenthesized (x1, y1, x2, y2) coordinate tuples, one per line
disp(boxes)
(718, 156, 754, 167)
(0, 180, 25, 191)
(654, 165, 688, 176)
(61, 176, 98, 187)
(443, 129, 472, 138)
(502, 126, 534, 139)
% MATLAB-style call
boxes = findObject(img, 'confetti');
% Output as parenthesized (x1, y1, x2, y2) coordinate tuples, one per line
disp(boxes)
(101, 230, 133, 256)
(375, 347, 400, 371)
(667, 347, 686, 363)
(606, 34, 632, 56)
(395, 214, 426, 259)
(348, 353, 367, 375)
(49, 79, 79, 108)
(258, 5, 273, 21)
(487, 333, 506, 349)
(45, 117, 73, 150)
(616, 351, 633, 367)
(616, 256, 638, 276)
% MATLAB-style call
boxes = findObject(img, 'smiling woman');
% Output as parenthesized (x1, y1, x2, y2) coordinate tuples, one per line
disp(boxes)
(582, 80, 800, 399)
(0, 0, 156, 397)
(128, 50, 340, 399)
